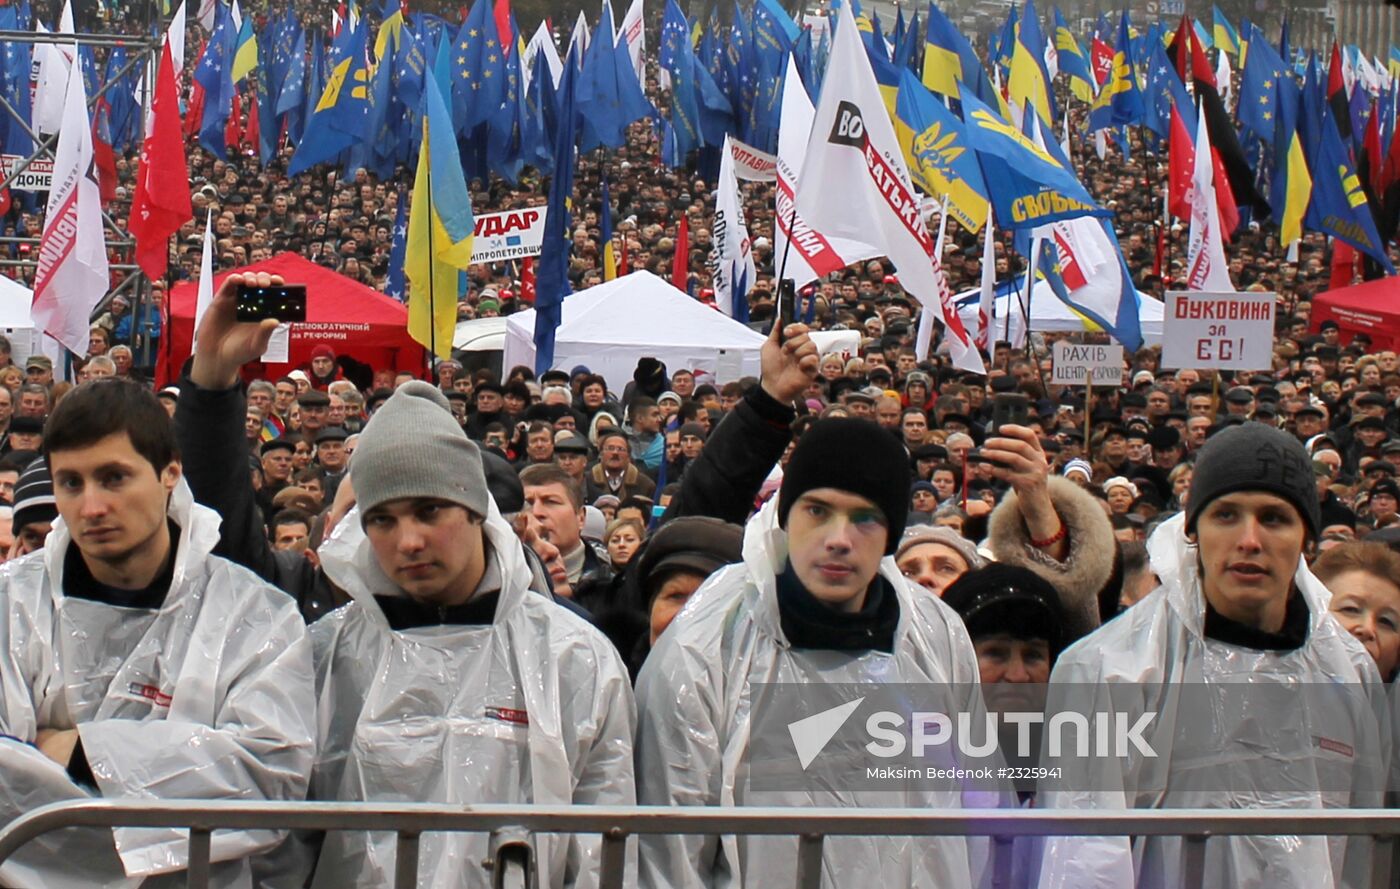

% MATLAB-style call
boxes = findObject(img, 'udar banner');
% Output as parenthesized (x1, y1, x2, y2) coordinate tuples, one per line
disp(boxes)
(471, 208, 547, 263)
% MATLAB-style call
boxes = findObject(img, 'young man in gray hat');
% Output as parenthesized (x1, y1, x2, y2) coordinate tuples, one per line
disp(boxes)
(308, 381, 636, 888)
(1036, 423, 1389, 889)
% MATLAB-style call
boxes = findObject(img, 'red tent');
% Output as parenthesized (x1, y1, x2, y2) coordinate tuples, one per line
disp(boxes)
(157, 253, 427, 386)
(1311, 277, 1400, 351)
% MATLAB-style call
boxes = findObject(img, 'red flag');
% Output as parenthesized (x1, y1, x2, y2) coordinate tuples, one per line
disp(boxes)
(1328, 42, 1352, 143)
(224, 88, 242, 151)
(244, 89, 261, 152)
(1090, 38, 1112, 84)
(1188, 25, 1216, 88)
(494, 0, 513, 54)
(1363, 101, 1382, 187)
(1330, 241, 1357, 289)
(1171, 16, 1191, 81)
(128, 42, 193, 281)
(618, 234, 630, 276)
(519, 257, 536, 304)
(91, 99, 118, 204)
(0, 186, 10, 217)
(184, 39, 207, 139)
(672, 216, 689, 293)
(1168, 102, 1194, 221)
(1209, 146, 1238, 242)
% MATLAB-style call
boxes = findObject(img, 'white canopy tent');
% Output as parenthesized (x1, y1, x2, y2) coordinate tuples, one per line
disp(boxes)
(503, 271, 766, 386)
(0, 275, 61, 370)
(953, 281, 1164, 348)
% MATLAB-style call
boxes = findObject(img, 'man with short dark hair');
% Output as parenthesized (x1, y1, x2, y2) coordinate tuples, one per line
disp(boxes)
(0, 379, 314, 886)
(636, 419, 990, 886)
(521, 463, 611, 606)
(1037, 424, 1389, 889)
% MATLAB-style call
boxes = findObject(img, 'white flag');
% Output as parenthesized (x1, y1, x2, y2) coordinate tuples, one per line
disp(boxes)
(1186, 108, 1235, 292)
(617, 0, 645, 80)
(31, 22, 70, 136)
(711, 136, 756, 320)
(976, 205, 996, 351)
(168, 1, 188, 74)
(569, 12, 590, 63)
(523, 20, 563, 90)
(32, 66, 109, 356)
(198, 0, 217, 32)
(192, 209, 216, 349)
(796, 2, 984, 373)
(774, 53, 876, 290)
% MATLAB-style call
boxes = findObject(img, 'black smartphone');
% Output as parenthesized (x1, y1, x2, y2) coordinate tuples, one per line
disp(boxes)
(990, 393, 1030, 436)
(777, 278, 796, 342)
(235, 283, 307, 323)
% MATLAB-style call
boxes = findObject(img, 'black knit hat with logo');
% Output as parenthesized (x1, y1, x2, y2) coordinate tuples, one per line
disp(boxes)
(1186, 423, 1321, 539)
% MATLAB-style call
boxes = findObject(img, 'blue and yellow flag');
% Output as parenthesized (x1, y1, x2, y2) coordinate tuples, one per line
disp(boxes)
(1312, 108, 1396, 274)
(1270, 71, 1311, 246)
(406, 74, 476, 358)
(921, 1, 1005, 115)
(1388, 46, 1400, 82)
(1053, 7, 1095, 102)
(601, 174, 618, 281)
(288, 20, 369, 174)
(894, 68, 990, 233)
(959, 84, 1108, 229)
(1212, 6, 1240, 57)
(373, 0, 404, 62)
(1088, 11, 1143, 131)
(1009, 0, 1055, 127)
(231, 9, 259, 82)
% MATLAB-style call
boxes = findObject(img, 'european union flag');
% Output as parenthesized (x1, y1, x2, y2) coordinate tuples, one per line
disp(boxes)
(535, 49, 578, 375)
(452, 0, 507, 132)
(194, 0, 238, 159)
(386, 188, 407, 301)
(578, 0, 651, 151)
(959, 84, 1108, 229)
(1239, 23, 1286, 143)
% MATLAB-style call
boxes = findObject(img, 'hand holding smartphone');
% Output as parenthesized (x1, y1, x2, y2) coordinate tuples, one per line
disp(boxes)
(235, 283, 308, 323)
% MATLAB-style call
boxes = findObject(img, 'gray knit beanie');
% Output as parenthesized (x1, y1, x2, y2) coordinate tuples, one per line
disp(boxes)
(1185, 423, 1320, 539)
(352, 381, 489, 524)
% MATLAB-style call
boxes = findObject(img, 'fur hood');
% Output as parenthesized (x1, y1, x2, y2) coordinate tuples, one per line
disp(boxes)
(987, 475, 1115, 644)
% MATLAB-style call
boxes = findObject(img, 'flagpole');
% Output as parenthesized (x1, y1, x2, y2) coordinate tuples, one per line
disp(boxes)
(424, 146, 437, 381)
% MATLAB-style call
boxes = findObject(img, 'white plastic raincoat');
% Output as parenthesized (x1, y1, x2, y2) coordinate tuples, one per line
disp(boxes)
(0, 479, 316, 889)
(308, 500, 637, 888)
(635, 497, 993, 889)
(1034, 512, 1390, 889)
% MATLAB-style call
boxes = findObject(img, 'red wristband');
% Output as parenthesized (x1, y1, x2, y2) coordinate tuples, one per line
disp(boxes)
(1029, 522, 1067, 548)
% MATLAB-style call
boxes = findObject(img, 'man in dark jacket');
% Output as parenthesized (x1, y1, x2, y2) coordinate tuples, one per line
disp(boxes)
(660, 319, 819, 525)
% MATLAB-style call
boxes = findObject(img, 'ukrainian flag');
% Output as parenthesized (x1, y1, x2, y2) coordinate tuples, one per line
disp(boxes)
(601, 175, 618, 281)
(1270, 73, 1310, 246)
(406, 75, 476, 358)
(373, 1, 405, 62)
(894, 68, 990, 233)
(231, 10, 258, 82)
(1212, 6, 1240, 58)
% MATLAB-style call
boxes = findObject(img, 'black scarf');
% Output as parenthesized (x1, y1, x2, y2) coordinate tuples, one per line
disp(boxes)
(776, 560, 899, 653)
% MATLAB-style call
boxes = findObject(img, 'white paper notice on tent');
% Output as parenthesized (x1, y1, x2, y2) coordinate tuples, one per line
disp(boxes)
(261, 323, 290, 363)
(716, 348, 743, 382)
(1161, 291, 1275, 371)
(1051, 342, 1123, 386)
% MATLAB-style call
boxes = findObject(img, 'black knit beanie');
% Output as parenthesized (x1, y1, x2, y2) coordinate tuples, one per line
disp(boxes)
(778, 418, 911, 554)
(1185, 423, 1321, 539)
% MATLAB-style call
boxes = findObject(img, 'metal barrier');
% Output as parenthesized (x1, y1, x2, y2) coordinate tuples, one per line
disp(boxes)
(0, 800, 1396, 889)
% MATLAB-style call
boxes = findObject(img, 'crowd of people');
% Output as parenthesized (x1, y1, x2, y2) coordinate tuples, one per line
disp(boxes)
(0, 3, 1399, 888)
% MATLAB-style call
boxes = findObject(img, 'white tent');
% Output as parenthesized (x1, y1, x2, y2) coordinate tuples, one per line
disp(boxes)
(0, 275, 59, 369)
(453, 316, 508, 352)
(503, 271, 766, 386)
(954, 281, 1164, 348)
